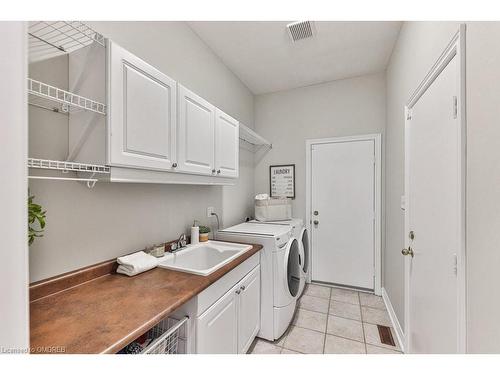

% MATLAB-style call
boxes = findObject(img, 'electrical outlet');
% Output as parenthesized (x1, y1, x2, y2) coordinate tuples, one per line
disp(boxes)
(207, 206, 215, 217)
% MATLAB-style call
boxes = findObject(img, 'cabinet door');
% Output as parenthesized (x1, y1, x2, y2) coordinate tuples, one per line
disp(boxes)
(107, 41, 176, 171)
(214, 108, 239, 178)
(177, 85, 215, 175)
(237, 265, 261, 353)
(196, 286, 238, 354)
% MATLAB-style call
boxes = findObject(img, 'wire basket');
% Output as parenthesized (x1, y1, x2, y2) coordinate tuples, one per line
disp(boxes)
(141, 316, 189, 354)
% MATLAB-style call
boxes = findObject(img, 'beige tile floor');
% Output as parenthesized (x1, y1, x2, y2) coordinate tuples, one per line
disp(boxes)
(248, 284, 403, 354)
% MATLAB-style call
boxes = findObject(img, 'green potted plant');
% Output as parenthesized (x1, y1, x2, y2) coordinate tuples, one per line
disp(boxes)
(199, 225, 211, 242)
(28, 193, 46, 246)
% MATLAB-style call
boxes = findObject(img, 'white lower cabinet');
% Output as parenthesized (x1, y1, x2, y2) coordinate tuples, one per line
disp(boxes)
(196, 285, 238, 354)
(196, 265, 260, 354)
(237, 265, 261, 353)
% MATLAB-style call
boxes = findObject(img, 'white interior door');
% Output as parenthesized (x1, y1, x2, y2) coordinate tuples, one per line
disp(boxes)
(405, 52, 461, 353)
(311, 139, 375, 289)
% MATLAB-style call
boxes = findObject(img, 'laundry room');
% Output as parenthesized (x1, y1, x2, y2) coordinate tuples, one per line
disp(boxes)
(3, 3, 500, 372)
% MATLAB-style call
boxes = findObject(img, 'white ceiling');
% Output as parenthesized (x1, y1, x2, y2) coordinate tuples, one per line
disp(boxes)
(188, 21, 402, 95)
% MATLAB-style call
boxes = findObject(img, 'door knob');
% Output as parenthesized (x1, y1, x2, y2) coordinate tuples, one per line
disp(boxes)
(217, 169, 221, 174)
(313, 220, 319, 225)
(172, 163, 178, 168)
(401, 247, 414, 257)
(313, 210, 319, 216)
(211, 169, 216, 173)
(235, 289, 241, 295)
(240, 285, 246, 290)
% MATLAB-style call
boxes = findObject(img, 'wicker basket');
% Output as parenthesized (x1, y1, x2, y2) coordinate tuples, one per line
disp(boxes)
(255, 197, 292, 222)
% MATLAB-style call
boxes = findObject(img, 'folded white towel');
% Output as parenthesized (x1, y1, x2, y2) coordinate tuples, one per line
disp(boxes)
(116, 251, 159, 276)
(255, 193, 269, 200)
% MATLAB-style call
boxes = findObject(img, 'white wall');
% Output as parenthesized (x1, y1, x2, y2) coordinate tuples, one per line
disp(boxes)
(464, 22, 500, 353)
(28, 22, 255, 282)
(254, 73, 386, 222)
(222, 142, 255, 227)
(384, 21, 460, 334)
(385, 21, 500, 353)
(0, 22, 29, 352)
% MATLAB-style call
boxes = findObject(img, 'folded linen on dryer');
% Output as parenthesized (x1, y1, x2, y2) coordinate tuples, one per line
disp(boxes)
(255, 193, 269, 200)
(117, 251, 159, 276)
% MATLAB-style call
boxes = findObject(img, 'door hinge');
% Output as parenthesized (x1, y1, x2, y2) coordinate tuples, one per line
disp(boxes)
(453, 96, 458, 119)
(453, 253, 458, 275)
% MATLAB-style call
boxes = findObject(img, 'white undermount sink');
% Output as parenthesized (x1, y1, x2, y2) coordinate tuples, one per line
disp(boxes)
(157, 240, 253, 276)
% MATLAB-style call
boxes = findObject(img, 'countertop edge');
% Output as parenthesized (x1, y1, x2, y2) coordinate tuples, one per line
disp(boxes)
(30, 243, 262, 354)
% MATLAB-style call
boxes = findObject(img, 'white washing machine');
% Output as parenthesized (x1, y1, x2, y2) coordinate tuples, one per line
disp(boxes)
(251, 219, 309, 297)
(217, 222, 300, 341)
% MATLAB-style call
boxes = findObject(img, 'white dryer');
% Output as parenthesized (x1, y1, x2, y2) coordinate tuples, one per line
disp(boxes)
(217, 222, 300, 341)
(251, 219, 309, 297)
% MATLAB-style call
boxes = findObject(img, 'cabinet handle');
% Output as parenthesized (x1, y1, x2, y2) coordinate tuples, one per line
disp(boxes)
(211, 169, 216, 173)
(240, 285, 246, 291)
(217, 169, 221, 174)
(172, 163, 178, 168)
(235, 289, 241, 295)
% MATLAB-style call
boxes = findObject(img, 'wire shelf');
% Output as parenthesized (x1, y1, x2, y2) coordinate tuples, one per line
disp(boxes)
(28, 78, 106, 115)
(28, 158, 110, 174)
(239, 123, 272, 148)
(29, 21, 105, 63)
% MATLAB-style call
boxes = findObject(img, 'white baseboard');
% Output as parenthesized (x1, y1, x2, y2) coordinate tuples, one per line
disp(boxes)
(382, 287, 405, 353)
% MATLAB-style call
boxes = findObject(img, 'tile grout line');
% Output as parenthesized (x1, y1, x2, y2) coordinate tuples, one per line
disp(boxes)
(359, 292, 368, 354)
(322, 287, 332, 353)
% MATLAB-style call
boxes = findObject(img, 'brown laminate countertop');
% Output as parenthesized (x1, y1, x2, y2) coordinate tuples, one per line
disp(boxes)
(30, 244, 262, 354)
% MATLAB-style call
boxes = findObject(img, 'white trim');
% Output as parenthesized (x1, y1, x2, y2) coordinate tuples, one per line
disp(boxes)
(382, 288, 405, 353)
(404, 25, 467, 353)
(305, 133, 382, 295)
(0, 22, 30, 351)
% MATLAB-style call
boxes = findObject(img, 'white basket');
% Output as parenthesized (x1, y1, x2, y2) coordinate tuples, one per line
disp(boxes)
(141, 316, 189, 354)
(255, 197, 292, 222)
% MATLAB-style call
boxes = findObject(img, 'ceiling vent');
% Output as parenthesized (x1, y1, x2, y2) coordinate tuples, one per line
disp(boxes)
(286, 21, 315, 42)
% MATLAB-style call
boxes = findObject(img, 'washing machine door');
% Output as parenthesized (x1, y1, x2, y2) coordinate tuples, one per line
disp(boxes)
(299, 227, 309, 275)
(274, 238, 301, 306)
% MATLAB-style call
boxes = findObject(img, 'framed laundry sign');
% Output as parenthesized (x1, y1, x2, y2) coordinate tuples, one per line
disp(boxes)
(270, 164, 295, 199)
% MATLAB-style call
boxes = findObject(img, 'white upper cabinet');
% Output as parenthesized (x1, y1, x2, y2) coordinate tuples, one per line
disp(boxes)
(177, 84, 216, 175)
(101, 41, 239, 182)
(215, 109, 239, 178)
(107, 40, 177, 171)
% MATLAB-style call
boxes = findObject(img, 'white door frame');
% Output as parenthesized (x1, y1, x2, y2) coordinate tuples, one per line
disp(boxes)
(305, 133, 382, 295)
(0, 22, 29, 351)
(404, 25, 467, 353)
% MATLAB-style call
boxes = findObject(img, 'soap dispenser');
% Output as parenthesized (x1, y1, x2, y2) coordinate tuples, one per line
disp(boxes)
(191, 220, 200, 245)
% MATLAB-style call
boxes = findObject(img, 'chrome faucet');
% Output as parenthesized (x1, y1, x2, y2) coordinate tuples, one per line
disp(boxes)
(171, 233, 187, 252)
